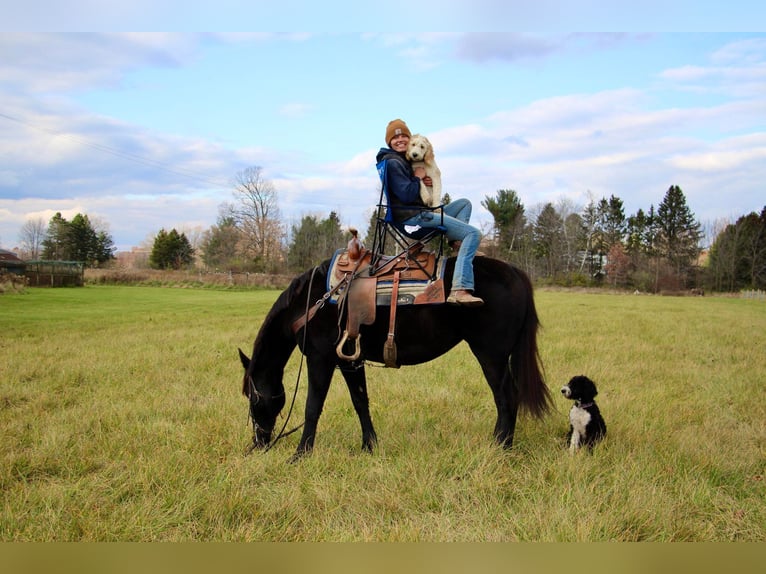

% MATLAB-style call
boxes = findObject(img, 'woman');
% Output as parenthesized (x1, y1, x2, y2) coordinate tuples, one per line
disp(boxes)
(375, 119, 483, 306)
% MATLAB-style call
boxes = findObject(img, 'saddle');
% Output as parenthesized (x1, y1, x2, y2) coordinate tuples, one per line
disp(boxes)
(330, 232, 445, 368)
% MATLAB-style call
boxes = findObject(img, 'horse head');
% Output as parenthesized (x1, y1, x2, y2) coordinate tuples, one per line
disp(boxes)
(239, 348, 286, 450)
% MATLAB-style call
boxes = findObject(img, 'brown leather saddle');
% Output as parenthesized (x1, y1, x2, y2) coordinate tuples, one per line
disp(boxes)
(328, 233, 445, 368)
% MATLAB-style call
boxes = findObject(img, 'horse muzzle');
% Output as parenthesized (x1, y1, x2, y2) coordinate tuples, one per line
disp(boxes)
(244, 425, 273, 454)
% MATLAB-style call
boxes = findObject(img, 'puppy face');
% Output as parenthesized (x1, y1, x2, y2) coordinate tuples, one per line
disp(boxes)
(406, 134, 432, 162)
(560, 375, 599, 403)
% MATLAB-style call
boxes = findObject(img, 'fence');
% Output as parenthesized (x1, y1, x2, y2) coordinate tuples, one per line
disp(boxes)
(25, 260, 85, 287)
(741, 290, 765, 301)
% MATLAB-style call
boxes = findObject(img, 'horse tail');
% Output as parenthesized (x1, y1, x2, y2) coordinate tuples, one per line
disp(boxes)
(509, 268, 552, 419)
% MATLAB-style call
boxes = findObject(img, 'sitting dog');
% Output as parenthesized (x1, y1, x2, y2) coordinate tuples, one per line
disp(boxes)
(405, 133, 442, 208)
(560, 375, 607, 453)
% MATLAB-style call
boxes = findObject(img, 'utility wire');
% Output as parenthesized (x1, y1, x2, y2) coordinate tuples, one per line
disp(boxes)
(0, 110, 233, 190)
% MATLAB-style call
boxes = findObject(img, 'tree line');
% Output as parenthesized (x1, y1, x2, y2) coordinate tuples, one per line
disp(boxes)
(481, 185, 707, 292)
(14, 165, 765, 292)
(17, 212, 115, 266)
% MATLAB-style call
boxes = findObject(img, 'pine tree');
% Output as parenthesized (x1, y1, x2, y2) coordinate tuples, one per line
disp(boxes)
(201, 215, 241, 270)
(533, 203, 565, 278)
(481, 189, 526, 259)
(656, 185, 702, 284)
(41, 212, 71, 260)
(598, 195, 627, 251)
(150, 229, 195, 270)
(707, 206, 766, 290)
(287, 212, 346, 272)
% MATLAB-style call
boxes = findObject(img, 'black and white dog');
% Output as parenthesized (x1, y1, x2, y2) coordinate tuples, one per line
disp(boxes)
(561, 375, 606, 453)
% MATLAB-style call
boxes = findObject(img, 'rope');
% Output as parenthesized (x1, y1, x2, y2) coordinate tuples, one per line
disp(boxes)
(247, 266, 318, 455)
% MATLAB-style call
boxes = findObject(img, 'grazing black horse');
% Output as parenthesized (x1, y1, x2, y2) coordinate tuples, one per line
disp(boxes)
(238, 256, 551, 460)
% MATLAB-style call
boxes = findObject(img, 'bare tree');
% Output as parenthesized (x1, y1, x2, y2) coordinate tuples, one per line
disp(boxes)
(18, 217, 47, 259)
(231, 166, 285, 269)
(556, 196, 583, 273)
(580, 191, 599, 273)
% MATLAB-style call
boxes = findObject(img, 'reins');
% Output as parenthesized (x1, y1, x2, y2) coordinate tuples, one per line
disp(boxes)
(245, 257, 367, 455)
(245, 265, 321, 455)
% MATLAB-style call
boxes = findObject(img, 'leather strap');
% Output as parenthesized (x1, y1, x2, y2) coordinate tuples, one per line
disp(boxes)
(291, 274, 348, 334)
(383, 271, 400, 368)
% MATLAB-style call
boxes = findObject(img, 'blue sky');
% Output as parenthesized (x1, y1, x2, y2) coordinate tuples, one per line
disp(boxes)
(1, 6, 765, 252)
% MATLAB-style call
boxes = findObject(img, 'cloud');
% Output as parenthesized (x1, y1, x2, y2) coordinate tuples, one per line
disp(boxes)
(658, 37, 766, 100)
(1, 33, 764, 253)
(455, 33, 560, 63)
(0, 33, 202, 94)
(453, 33, 645, 64)
(0, 100, 242, 202)
(667, 133, 766, 171)
(710, 37, 766, 65)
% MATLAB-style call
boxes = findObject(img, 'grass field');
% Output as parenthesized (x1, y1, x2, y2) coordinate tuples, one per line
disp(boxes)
(1, 284, 764, 541)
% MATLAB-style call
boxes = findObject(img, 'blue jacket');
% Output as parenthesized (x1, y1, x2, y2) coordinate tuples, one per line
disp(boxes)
(376, 147, 425, 222)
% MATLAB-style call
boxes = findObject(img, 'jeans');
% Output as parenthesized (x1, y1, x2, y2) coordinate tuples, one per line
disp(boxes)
(402, 198, 481, 291)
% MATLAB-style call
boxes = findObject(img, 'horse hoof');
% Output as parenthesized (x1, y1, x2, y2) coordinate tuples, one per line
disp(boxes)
(287, 450, 310, 464)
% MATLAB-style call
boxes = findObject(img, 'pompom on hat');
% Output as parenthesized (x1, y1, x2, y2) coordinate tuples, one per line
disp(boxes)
(385, 119, 411, 145)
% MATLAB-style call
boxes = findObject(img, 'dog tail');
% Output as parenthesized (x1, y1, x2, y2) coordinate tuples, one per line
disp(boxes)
(509, 267, 552, 419)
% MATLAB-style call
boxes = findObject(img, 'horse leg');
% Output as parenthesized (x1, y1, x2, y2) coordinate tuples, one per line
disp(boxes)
(498, 368, 520, 449)
(477, 355, 518, 449)
(338, 361, 378, 452)
(292, 356, 335, 461)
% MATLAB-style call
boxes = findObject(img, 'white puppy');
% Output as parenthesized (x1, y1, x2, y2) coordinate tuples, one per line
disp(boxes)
(406, 134, 442, 208)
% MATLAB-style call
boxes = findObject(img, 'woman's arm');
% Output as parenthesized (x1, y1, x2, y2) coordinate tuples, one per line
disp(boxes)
(386, 158, 424, 205)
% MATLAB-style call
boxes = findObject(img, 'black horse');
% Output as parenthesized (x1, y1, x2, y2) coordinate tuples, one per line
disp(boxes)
(238, 256, 551, 460)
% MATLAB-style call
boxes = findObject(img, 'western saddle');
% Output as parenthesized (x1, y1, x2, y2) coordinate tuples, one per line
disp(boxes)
(301, 157, 448, 368)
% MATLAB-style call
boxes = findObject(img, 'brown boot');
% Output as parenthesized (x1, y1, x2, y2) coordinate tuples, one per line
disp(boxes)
(446, 289, 484, 307)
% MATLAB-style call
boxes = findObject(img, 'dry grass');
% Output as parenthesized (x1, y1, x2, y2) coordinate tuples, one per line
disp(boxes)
(1, 285, 764, 541)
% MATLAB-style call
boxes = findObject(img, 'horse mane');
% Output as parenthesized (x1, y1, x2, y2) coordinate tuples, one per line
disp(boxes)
(251, 259, 330, 357)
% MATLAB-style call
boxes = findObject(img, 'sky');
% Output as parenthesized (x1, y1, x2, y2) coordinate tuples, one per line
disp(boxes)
(1, 4, 765, 252)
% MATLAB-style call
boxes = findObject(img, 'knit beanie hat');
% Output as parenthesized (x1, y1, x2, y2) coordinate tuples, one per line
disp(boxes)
(385, 119, 411, 145)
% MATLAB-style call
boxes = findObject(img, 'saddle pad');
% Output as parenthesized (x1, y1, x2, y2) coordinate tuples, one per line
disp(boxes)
(327, 248, 446, 305)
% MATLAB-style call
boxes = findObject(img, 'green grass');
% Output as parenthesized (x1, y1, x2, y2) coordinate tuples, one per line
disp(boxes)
(1, 286, 764, 541)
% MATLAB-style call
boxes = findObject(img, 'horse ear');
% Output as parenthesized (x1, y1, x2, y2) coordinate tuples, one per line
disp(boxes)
(238, 348, 251, 369)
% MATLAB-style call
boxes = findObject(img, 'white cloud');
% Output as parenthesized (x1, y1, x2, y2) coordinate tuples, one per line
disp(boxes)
(1, 32, 765, 252)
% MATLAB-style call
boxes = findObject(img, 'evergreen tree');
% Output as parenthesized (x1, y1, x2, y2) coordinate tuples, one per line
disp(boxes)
(201, 215, 241, 270)
(68, 214, 101, 264)
(656, 185, 702, 284)
(362, 209, 379, 252)
(599, 195, 627, 250)
(94, 229, 116, 265)
(38, 212, 114, 265)
(41, 212, 71, 260)
(739, 207, 766, 289)
(533, 203, 565, 278)
(626, 208, 650, 255)
(150, 228, 195, 270)
(707, 207, 766, 291)
(287, 212, 345, 272)
(481, 189, 526, 260)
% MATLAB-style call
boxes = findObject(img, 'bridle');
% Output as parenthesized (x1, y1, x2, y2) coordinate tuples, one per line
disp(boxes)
(245, 265, 322, 455)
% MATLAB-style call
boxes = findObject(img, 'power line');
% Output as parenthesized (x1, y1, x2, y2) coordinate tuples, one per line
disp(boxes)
(0, 110, 234, 189)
